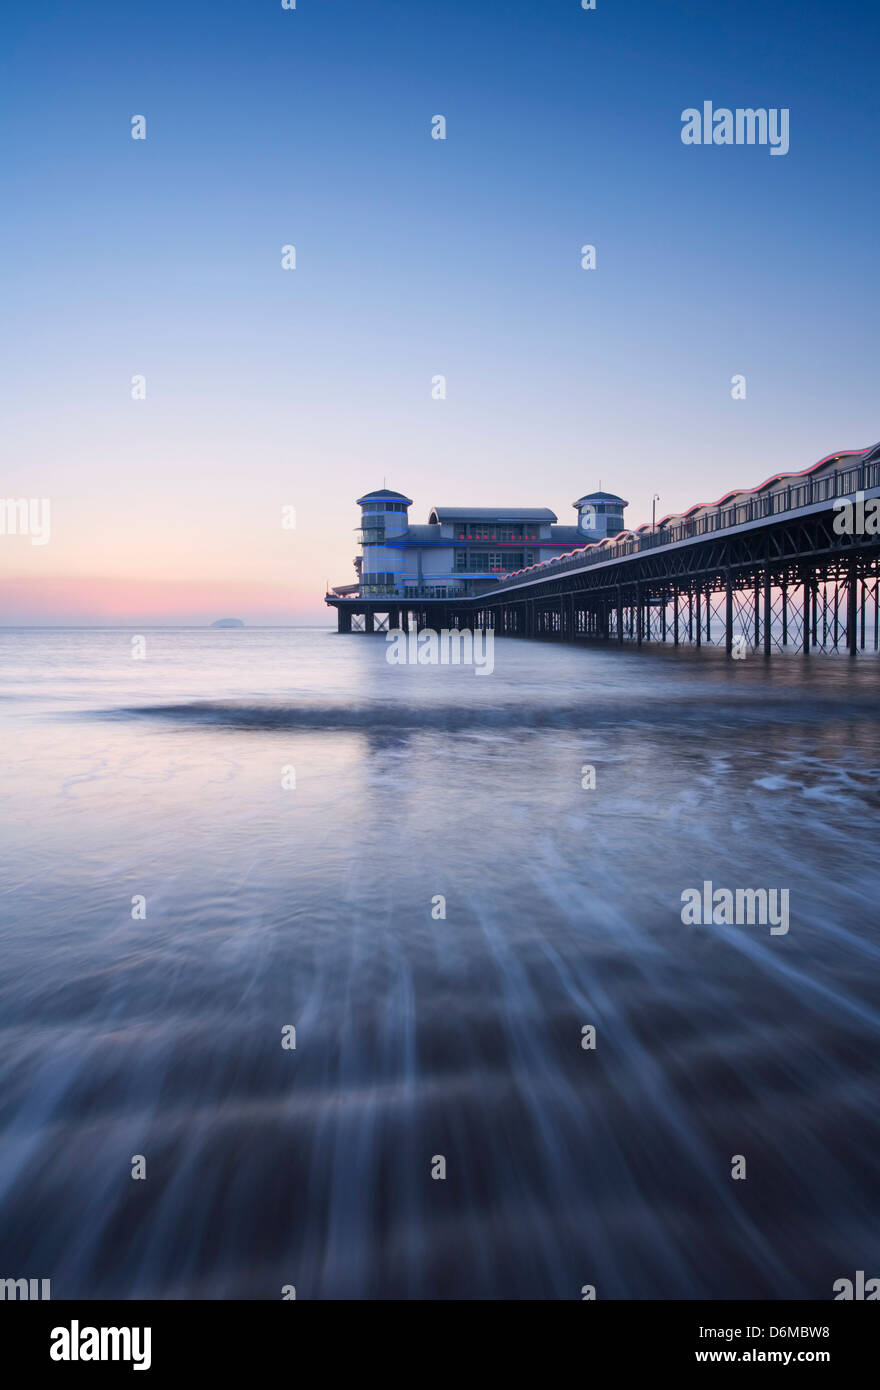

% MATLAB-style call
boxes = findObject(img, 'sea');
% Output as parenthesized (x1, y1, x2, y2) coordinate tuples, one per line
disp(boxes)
(1, 627, 879, 1299)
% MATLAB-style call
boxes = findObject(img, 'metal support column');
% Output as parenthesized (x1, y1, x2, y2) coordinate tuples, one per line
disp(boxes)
(802, 577, 810, 654)
(848, 562, 858, 657)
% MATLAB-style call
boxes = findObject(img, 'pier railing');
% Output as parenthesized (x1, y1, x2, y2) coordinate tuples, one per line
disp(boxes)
(490, 456, 878, 594)
(326, 585, 495, 602)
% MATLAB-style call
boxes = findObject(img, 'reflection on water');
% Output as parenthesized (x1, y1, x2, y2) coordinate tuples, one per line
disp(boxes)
(1, 629, 879, 1299)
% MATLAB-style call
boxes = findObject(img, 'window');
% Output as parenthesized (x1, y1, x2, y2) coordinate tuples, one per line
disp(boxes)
(456, 551, 525, 572)
(358, 525, 385, 545)
(456, 523, 526, 542)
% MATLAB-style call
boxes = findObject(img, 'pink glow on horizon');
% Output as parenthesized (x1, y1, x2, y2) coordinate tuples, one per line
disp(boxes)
(0, 575, 324, 625)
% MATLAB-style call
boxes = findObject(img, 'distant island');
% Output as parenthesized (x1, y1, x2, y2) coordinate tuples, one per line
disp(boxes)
(210, 618, 245, 628)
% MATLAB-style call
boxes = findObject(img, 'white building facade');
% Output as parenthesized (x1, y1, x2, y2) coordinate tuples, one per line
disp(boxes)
(336, 488, 628, 599)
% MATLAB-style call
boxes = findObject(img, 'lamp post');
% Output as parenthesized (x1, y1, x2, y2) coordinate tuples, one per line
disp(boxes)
(652, 493, 660, 540)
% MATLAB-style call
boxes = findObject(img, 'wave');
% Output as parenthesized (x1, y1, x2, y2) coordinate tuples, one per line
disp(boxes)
(80, 693, 880, 734)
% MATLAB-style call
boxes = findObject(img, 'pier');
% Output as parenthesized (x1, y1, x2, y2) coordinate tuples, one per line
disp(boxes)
(326, 450, 880, 656)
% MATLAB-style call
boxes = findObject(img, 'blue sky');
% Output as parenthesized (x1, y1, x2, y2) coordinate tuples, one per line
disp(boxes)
(1, 0, 878, 621)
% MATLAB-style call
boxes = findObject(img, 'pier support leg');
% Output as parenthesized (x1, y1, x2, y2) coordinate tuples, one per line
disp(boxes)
(802, 578, 810, 654)
(725, 572, 733, 656)
(833, 585, 840, 649)
(764, 567, 772, 657)
(848, 562, 858, 657)
(860, 577, 866, 650)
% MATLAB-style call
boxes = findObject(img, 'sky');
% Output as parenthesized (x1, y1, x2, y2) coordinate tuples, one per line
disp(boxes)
(1, 0, 878, 624)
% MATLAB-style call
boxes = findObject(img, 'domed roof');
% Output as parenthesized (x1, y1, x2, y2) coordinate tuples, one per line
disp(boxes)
(356, 488, 412, 505)
(573, 491, 628, 507)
